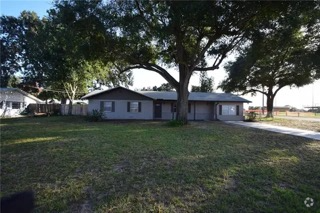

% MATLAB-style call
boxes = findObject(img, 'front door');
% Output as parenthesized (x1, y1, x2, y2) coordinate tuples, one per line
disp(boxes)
(154, 102, 162, 119)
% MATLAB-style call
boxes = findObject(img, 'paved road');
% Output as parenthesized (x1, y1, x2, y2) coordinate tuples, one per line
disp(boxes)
(225, 121, 320, 140)
(274, 116, 320, 122)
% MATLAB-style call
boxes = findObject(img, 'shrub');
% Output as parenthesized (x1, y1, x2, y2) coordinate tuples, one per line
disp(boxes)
(245, 112, 258, 122)
(167, 119, 184, 127)
(87, 109, 104, 122)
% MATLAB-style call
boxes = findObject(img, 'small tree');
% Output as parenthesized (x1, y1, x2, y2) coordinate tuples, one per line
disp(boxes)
(191, 72, 214, 92)
(153, 83, 175, 91)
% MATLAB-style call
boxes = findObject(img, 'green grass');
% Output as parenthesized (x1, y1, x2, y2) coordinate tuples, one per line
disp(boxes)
(259, 117, 320, 132)
(1, 116, 319, 212)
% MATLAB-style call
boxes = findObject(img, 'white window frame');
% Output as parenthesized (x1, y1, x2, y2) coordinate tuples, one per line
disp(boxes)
(104, 101, 113, 112)
(130, 101, 139, 113)
(12, 102, 21, 109)
(222, 105, 236, 116)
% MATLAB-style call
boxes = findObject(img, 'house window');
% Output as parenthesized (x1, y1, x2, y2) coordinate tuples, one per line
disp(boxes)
(171, 103, 191, 113)
(100, 101, 115, 112)
(6, 102, 11, 108)
(12, 102, 21, 109)
(220, 105, 238, 115)
(104, 101, 113, 112)
(127, 102, 141, 113)
(171, 103, 177, 112)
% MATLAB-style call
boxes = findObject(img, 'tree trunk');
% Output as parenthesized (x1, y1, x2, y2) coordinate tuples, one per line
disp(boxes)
(68, 99, 73, 115)
(176, 66, 192, 124)
(266, 94, 274, 118)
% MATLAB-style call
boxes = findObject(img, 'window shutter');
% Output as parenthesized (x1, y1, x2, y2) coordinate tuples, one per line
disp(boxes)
(219, 105, 222, 115)
(100, 101, 104, 112)
(112, 101, 115, 112)
(127, 102, 130, 112)
(188, 103, 191, 113)
(236, 105, 240, 115)
(138, 102, 141, 112)
(171, 103, 173, 112)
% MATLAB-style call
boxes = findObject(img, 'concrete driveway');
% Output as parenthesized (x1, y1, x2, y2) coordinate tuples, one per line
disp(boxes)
(225, 121, 320, 140)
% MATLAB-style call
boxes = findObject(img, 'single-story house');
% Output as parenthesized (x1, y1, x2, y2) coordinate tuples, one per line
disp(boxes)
(82, 87, 250, 121)
(0, 88, 43, 117)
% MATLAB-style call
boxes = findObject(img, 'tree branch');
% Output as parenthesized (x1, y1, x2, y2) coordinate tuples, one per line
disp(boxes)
(246, 88, 268, 96)
(193, 66, 219, 71)
(116, 62, 179, 89)
(274, 85, 285, 96)
(190, 38, 214, 71)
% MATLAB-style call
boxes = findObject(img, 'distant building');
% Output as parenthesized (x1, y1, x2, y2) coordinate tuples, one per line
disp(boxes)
(0, 88, 43, 117)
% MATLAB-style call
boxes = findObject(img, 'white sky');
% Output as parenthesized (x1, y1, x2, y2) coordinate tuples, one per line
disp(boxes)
(2, 0, 319, 109)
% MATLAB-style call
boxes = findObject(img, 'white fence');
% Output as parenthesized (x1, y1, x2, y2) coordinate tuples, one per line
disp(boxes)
(61, 104, 88, 116)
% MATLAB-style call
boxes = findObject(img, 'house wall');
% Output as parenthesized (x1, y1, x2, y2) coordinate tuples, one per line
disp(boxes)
(217, 102, 244, 121)
(88, 100, 153, 120)
(193, 102, 213, 120)
(0, 90, 38, 117)
(159, 101, 213, 120)
(85, 88, 246, 121)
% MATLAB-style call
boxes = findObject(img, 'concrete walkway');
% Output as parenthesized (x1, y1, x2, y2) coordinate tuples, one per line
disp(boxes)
(225, 121, 320, 140)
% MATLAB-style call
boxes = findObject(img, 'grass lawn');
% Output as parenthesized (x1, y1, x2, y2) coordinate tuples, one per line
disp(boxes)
(259, 118, 320, 132)
(1, 116, 319, 212)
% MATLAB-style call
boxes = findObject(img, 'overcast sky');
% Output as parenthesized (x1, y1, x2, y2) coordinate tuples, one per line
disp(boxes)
(1, 0, 319, 109)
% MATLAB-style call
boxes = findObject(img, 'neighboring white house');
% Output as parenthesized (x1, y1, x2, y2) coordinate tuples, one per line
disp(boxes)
(0, 88, 43, 117)
(82, 87, 251, 121)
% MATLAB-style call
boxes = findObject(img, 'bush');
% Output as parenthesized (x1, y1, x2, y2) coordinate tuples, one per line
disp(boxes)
(167, 119, 184, 127)
(245, 112, 258, 122)
(87, 109, 104, 122)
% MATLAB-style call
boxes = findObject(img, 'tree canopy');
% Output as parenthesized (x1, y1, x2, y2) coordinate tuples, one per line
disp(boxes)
(191, 72, 214, 92)
(220, 3, 320, 117)
(0, 7, 133, 114)
(52, 0, 299, 123)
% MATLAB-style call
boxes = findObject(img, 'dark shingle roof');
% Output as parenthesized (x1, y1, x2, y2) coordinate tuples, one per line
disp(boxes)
(82, 86, 250, 102)
(140, 91, 250, 102)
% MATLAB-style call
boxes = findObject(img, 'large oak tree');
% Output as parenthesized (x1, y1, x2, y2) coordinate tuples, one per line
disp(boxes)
(54, 0, 297, 123)
(220, 3, 320, 117)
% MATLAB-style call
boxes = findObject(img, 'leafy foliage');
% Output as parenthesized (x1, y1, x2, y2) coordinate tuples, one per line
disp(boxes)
(220, 3, 320, 117)
(51, 1, 292, 123)
(87, 109, 104, 122)
(191, 72, 214, 92)
(0, 7, 133, 107)
(141, 83, 174, 91)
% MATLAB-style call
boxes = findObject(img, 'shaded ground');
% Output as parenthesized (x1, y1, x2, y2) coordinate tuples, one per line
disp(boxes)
(260, 118, 320, 132)
(1, 117, 319, 212)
